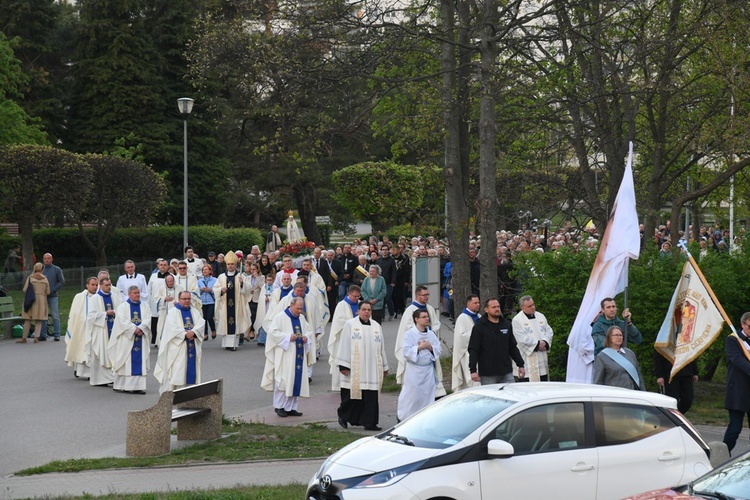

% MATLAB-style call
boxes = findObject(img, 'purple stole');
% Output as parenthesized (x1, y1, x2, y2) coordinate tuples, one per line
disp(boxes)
(224, 272, 237, 335)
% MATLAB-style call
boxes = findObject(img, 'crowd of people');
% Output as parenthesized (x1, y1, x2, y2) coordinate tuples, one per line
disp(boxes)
(7, 218, 749, 449)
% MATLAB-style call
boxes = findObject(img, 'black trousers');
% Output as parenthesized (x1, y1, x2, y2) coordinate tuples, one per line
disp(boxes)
(338, 388, 380, 428)
(202, 303, 216, 334)
(664, 376, 695, 414)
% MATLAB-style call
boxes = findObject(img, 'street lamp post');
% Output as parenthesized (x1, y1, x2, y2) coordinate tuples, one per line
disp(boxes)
(177, 97, 194, 251)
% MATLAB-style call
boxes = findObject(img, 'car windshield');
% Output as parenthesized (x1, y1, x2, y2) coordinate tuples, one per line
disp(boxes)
(690, 451, 750, 499)
(384, 392, 514, 449)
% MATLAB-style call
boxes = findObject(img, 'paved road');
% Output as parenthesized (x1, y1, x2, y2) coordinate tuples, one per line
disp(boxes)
(0, 312, 418, 476)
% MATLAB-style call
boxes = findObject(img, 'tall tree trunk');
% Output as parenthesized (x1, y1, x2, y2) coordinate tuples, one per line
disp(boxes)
(293, 183, 320, 244)
(441, 0, 471, 313)
(19, 216, 34, 273)
(477, 0, 500, 304)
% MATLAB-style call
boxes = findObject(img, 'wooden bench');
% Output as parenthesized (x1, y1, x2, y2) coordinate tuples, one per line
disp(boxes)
(0, 296, 24, 337)
(126, 379, 223, 457)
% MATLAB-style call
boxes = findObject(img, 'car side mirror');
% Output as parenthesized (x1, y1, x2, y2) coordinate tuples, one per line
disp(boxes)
(487, 439, 515, 457)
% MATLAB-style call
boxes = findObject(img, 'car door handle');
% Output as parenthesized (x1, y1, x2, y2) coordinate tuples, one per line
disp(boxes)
(658, 453, 681, 462)
(570, 463, 595, 472)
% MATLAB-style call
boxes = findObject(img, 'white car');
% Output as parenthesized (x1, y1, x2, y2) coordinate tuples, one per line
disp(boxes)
(307, 383, 713, 500)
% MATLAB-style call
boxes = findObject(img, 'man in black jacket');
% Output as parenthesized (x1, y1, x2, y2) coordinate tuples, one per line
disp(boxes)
(336, 244, 358, 301)
(376, 246, 397, 320)
(468, 298, 525, 384)
(723, 312, 750, 453)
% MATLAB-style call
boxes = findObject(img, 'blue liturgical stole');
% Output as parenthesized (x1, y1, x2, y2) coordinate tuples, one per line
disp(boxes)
(127, 299, 143, 376)
(285, 308, 304, 397)
(463, 308, 479, 324)
(279, 286, 293, 299)
(344, 296, 358, 317)
(98, 291, 115, 338)
(225, 273, 236, 335)
(175, 303, 197, 385)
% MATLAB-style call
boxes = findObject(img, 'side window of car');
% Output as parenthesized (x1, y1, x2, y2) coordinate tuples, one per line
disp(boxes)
(594, 402, 674, 446)
(493, 403, 586, 455)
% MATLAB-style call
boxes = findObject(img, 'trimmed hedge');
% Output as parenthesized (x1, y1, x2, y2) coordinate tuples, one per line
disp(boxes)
(3, 225, 264, 267)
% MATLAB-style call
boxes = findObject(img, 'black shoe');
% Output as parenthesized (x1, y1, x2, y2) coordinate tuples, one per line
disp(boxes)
(364, 426, 383, 431)
(54, 337, 60, 341)
(275, 408, 288, 417)
(131, 390, 146, 395)
(230, 347, 237, 351)
(308, 377, 312, 383)
(338, 417, 348, 429)
(287, 410, 303, 417)
(39, 337, 47, 341)
(257, 343, 265, 347)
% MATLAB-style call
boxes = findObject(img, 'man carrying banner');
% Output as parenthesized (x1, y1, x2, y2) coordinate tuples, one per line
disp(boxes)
(723, 312, 750, 454)
(591, 298, 641, 356)
(566, 142, 640, 384)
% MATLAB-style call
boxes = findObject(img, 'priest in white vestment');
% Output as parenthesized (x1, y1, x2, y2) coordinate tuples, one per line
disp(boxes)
(154, 291, 205, 394)
(86, 277, 122, 386)
(336, 303, 389, 431)
(452, 295, 481, 392)
(394, 285, 444, 396)
(261, 298, 312, 417)
(328, 285, 361, 391)
(108, 286, 151, 393)
(258, 272, 294, 345)
(65, 277, 99, 379)
(155, 275, 183, 347)
(213, 251, 249, 351)
(176, 261, 202, 309)
(511, 295, 553, 382)
(397, 309, 442, 421)
(148, 259, 170, 344)
(273, 279, 326, 377)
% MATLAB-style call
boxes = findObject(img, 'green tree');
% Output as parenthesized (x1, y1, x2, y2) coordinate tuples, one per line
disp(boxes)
(0, 32, 46, 145)
(0, 145, 91, 267)
(65, 0, 169, 156)
(188, 1, 393, 241)
(332, 162, 442, 233)
(0, 0, 75, 143)
(77, 154, 168, 266)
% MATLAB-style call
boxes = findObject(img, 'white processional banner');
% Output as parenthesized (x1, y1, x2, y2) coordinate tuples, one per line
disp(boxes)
(566, 142, 640, 384)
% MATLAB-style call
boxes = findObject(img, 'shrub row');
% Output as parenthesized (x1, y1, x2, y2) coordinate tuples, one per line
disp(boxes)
(0, 225, 265, 267)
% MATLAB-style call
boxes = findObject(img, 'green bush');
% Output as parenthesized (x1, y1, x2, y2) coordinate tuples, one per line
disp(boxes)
(29, 225, 264, 266)
(513, 245, 750, 383)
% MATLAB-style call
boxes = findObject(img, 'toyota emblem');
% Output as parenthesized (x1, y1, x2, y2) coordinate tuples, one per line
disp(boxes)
(320, 475, 333, 491)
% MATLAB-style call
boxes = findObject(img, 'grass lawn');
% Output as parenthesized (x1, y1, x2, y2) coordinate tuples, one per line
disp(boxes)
(17, 420, 360, 475)
(41, 484, 307, 499)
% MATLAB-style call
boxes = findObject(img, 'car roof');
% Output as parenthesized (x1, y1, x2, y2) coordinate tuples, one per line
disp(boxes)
(463, 382, 677, 408)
